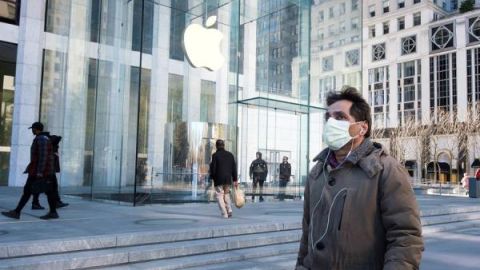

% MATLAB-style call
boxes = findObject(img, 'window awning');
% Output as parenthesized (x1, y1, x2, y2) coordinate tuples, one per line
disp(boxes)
(472, 158, 480, 168)
(234, 96, 325, 114)
(427, 161, 450, 173)
(405, 160, 417, 169)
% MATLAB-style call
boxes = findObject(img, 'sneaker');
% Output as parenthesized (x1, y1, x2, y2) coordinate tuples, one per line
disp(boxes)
(39, 212, 59, 220)
(1, 210, 20, 220)
(56, 202, 69, 209)
(228, 212, 233, 218)
(32, 204, 45, 210)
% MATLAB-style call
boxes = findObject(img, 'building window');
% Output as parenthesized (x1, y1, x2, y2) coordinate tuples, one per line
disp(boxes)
(413, 12, 421, 26)
(322, 56, 334, 71)
(0, 0, 19, 24)
(351, 17, 359, 30)
(319, 76, 336, 101)
(402, 35, 417, 55)
(431, 23, 455, 51)
(383, 0, 390, 13)
(200, 80, 216, 123)
(373, 43, 386, 61)
(170, 1, 188, 60)
(383, 22, 390, 34)
(414, 0, 421, 3)
(132, 0, 154, 54)
(0, 41, 17, 185)
(340, 21, 346, 32)
(368, 67, 390, 128)
(467, 48, 480, 109)
(398, 17, 405, 31)
(398, 60, 422, 125)
(430, 53, 457, 114)
(351, 0, 359, 11)
(468, 16, 480, 44)
(339, 2, 346, 15)
(319, 11, 324, 22)
(369, 25, 376, 38)
(369, 5, 375, 17)
(167, 74, 184, 122)
(346, 49, 360, 66)
(398, 0, 405, 8)
(329, 7, 334, 18)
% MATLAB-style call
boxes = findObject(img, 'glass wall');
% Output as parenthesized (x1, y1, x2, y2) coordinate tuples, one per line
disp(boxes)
(35, 0, 361, 204)
(0, 41, 16, 186)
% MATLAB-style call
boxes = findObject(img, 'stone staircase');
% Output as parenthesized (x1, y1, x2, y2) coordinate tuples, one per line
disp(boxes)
(1, 206, 480, 270)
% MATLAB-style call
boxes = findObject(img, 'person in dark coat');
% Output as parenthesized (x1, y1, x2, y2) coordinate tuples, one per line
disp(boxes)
(209, 139, 238, 218)
(278, 156, 291, 201)
(1, 122, 60, 220)
(31, 134, 69, 210)
(249, 152, 268, 202)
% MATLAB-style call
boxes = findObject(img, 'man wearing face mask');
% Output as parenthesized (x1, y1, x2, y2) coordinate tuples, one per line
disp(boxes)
(296, 88, 423, 270)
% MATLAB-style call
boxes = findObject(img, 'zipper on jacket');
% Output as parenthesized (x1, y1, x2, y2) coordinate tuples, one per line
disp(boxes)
(337, 192, 347, 231)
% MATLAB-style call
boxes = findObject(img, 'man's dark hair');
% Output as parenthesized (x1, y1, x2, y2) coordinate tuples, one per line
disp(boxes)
(216, 139, 225, 149)
(326, 86, 372, 138)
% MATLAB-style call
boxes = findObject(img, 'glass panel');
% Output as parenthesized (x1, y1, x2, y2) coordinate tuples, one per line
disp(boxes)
(0, 41, 16, 186)
(0, 0, 19, 24)
(200, 80, 216, 123)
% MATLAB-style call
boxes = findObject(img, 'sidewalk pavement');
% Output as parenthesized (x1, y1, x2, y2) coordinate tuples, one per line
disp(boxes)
(0, 187, 479, 244)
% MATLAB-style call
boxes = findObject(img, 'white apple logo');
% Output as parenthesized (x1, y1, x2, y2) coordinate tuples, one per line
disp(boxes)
(183, 16, 225, 71)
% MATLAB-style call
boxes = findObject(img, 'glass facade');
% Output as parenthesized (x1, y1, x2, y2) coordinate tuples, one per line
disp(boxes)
(0, 0, 363, 204)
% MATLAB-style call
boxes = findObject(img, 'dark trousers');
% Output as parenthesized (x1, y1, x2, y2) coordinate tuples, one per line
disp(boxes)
(278, 179, 288, 200)
(15, 176, 57, 214)
(252, 176, 265, 199)
(32, 174, 61, 205)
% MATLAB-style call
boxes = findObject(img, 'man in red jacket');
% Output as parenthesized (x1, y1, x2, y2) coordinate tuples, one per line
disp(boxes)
(2, 122, 59, 220)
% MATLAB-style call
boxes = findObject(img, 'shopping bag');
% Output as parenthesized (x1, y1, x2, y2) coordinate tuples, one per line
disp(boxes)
(232, 186, 245, 208)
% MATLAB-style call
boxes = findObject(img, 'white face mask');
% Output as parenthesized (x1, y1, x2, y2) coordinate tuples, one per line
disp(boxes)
(323, 118, 362, 150)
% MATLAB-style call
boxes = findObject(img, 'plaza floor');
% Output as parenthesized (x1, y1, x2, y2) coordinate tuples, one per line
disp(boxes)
(0, 187, 479, 269)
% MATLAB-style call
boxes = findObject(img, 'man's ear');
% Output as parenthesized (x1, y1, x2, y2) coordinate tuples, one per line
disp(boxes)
(360, 122, 368, 136)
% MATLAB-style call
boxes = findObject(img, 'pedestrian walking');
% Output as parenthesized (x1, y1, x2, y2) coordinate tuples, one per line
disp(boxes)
(31, 134, 68, 210)
(278, 156, 291, 201)
(249, 152, 268, 202)
(1, 122, 59, 220)
(209, 139, 238, 219)
(461, 173, 469, 195)
(296, 87, 423, 269)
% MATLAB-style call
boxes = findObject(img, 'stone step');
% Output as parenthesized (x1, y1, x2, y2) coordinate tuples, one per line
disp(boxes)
(0, 230, 302, 270)
(422, 220, 480, 234)
(183, 253, 298, 270)
(422, 211, 480, 226)
(0, 222, 299, 259)
(97, 243, 299, 270)
(420, 205, 480, 217)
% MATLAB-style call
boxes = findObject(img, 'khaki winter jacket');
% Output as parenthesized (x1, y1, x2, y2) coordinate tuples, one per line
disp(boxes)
(296, 139, 423, 270)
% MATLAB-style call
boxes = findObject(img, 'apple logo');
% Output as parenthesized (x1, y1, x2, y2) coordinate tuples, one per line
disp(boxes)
(183, 16, 225, 71)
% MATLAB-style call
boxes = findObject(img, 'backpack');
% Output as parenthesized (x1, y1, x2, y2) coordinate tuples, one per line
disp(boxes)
(48, 135, 62, 172)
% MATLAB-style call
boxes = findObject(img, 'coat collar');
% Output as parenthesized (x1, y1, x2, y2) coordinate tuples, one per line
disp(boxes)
(313, 139, 385, 178)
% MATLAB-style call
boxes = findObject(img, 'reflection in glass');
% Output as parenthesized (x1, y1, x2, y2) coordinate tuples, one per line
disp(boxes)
(0, 0, 18, 23)
(45, 0, 71, 36)
(0, 41, 16, 185)
(200, 80, 216, 123)
(167, 74, 184, 122)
